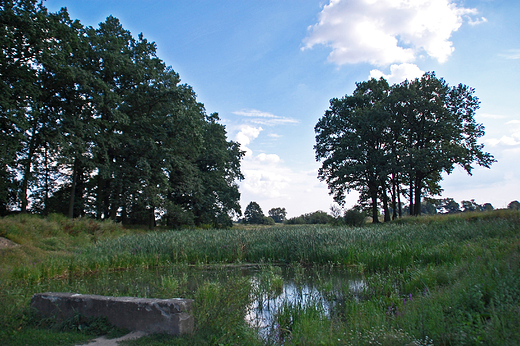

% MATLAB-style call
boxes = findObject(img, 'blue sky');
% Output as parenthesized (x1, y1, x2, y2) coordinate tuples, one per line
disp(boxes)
(45, 0, 520, 217)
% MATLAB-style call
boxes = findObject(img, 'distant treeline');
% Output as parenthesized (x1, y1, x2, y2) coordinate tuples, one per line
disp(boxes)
(243, 199, 520, 227)
(1, 1, 244, 228)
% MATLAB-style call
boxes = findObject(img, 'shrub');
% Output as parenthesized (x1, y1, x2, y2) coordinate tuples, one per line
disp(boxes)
(284, 216, 306, 225)
(262, 216, 276, 225)
(344, 208, 366, 227)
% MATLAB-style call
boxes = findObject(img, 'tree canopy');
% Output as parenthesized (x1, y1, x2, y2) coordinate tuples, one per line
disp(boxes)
(268, 207, 287, 223)
(315, 73, 495, 223)
(0, 1, 244, 228)
(244, 202, 264, 224)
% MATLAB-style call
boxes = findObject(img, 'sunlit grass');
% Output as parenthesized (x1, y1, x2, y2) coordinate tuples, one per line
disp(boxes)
(1, 210, 519, 345)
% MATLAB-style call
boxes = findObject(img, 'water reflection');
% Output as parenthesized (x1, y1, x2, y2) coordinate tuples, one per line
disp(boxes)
(245, 266, 365, 340)
(44, 264, 364, 340)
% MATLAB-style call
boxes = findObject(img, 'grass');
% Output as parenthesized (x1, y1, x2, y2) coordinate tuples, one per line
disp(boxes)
(1, 210, 519, 345)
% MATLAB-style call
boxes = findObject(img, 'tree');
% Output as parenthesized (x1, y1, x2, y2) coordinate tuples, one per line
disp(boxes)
(461, 199, 482, 212)
(508, 200, 520, 211)
(190, 113, 244, 228)
(344, 207, 366, 227)
(315, 78, 392, 223)
(437, 198, 460, 214)
(268, 207, 287, 223)
(244, 202, 264, 224)
(0, 4, 245, 228)
(315, 73, 495, 221)
(392, 73, 495, 215)
(482, 203, 494, 211)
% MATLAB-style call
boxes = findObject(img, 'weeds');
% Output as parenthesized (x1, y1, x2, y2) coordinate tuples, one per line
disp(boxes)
(1, 211, 520, 345)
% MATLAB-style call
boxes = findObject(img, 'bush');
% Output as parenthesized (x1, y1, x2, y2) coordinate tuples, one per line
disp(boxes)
(344, 208, 366, 227)
(285, 211, 333, 225)
(304, 211, 333, 224)
(262, 216, 276, 225)
(284, 216, 306, 225)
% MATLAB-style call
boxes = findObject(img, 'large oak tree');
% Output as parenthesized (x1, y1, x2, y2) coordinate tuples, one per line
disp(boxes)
(315, 73, 495, 222)
(1, 1, 244, 228)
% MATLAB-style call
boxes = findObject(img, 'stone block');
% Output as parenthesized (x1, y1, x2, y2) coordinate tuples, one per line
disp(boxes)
(31, 292, 194, 335)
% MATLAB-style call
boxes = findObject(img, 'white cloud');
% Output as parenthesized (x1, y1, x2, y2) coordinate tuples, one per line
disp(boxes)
(468, 16, 487, 26)
(254, 153, 282, 164)
(233, 109, 299, 126)
(369, 63, 424, 83)
(485, 120, 520, 147)
(303, 0, 482, 66)
(486, 136, 520, 147)
(478, 113, 508, 119)
(235, 125, 263, 157)
(241, 168, 291, 199)
(499, 49, 520, 60)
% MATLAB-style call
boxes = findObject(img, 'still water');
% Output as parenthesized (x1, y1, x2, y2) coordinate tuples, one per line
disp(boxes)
(49, 264, 364, 338)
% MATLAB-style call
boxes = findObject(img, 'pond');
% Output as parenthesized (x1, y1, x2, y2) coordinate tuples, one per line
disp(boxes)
(43, 263, 364, 340)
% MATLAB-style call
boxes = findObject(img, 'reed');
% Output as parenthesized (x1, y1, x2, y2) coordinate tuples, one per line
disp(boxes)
(1, 210, 519, 345)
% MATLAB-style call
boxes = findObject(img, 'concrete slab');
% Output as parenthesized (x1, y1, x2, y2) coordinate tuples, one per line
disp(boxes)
(31, 292, 194, 336)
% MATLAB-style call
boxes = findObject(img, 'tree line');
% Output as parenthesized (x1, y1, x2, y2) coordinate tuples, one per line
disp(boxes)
(0, 1, 244, 228)
(314, 74, 495, 223)
(243, 199, 520, 227)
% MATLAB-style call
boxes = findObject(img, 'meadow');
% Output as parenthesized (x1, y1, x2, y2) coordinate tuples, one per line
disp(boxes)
(1, 211, 519, 345)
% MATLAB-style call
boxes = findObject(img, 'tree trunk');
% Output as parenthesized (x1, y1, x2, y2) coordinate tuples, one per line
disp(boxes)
(382, 193, 390, 222)
(96, 174, 104, 219)
(397, 183, 402, 218)
(391, 173, 397, 220)
(414, 175, 422, 216)
(20, 127, 38, 213)
(148, 206, 155, 230)
(68, 158, 78, 219)
(369, 182, 380, 223)
(409, 176, 414, 216)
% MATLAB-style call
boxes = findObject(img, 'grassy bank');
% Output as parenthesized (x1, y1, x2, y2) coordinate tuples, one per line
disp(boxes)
(1, 211, 519, 345)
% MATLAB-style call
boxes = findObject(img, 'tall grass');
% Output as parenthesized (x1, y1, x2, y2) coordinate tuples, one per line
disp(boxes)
(69, 211, 519, 274)
(1, 210, 519, 345)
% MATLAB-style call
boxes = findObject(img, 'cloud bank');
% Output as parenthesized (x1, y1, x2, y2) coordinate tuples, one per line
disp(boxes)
(303, 0, 485, 82)
(233, 109, 299, 126)
(485, 120, 520, 147)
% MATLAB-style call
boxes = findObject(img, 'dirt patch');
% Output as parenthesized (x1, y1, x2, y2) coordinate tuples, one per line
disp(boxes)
(0, 236, 19, 250)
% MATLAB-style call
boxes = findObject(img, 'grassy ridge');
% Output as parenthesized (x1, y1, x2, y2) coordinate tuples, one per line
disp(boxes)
(1, 211, 520, 345)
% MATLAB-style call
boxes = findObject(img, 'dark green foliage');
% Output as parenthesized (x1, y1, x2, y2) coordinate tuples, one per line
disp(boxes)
(285, 211, 333, 225)
(508, 200, 520, 211)
(482, 203, 494, 211)
(262, 216, 276, 225)
(343, 208, 366, 227)
(268, 207, 287, 223)
(284, 216, 306, 225)
(436, 198, 461, 214)
(315, 73, 495, 222)
(461, 199, 482, 212)
(244, 201, 265, 224)
(0, 1, 244, 228)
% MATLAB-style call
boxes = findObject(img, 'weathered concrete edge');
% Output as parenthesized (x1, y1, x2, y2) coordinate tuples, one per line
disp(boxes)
(31, 292, 194, 335)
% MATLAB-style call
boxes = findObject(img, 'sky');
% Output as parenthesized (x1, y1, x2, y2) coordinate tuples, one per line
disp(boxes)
(45, 0, 520, 218)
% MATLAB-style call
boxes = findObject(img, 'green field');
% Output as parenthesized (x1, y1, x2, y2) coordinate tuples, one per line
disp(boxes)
(1, 211, 519, 345)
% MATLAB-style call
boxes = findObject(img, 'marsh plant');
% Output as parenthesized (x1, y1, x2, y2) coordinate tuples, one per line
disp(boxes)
(1, 211, 520, 345)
